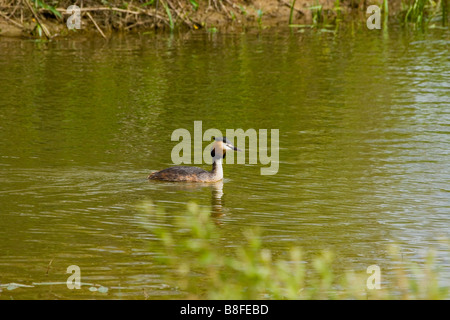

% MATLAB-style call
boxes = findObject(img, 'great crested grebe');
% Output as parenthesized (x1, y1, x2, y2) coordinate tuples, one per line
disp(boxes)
(148, 137, 241, 182)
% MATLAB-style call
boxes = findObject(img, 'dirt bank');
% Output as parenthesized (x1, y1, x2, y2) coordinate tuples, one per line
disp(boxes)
(0, 1, 438, 38)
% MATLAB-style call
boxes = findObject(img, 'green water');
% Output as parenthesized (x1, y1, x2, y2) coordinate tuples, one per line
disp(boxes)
(0, 27, 449, 299)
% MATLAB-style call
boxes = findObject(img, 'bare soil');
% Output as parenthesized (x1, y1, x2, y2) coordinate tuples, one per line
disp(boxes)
(0, 0, 405, 38)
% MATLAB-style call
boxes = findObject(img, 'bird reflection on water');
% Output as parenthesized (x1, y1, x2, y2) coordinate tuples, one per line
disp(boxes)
(151, 180, 226, 220)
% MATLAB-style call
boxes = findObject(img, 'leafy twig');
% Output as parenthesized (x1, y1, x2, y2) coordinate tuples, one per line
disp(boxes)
(24, 0, 51, 38)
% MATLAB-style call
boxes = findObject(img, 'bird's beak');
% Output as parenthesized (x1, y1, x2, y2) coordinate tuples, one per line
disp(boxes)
(225, 143, 242, 152)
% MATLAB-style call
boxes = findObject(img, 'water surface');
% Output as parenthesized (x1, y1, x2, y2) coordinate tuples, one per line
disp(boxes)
(0, 27, 449, 299)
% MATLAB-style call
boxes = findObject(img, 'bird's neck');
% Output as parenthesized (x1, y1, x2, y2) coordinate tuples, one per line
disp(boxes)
(211, 158, 223, 180)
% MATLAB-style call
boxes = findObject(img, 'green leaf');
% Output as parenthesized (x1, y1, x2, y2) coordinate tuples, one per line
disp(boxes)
(36, 0, 62, 18)
(190, 0, 199, 11)
(141, 0, 155, 6)
(37, 25, 42, 38)
(161, 1, 174, 30)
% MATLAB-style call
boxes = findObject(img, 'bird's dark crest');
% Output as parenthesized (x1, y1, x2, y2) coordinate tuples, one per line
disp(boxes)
(212, 136, 231, 144)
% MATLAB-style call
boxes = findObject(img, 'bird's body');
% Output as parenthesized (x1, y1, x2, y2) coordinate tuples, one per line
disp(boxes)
(148, 137, 238, 182)
(148, 160, 223, 182)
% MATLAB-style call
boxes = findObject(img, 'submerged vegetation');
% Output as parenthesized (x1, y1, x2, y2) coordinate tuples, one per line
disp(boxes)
(138, 202, 449, 300)
(0, 0, 448, 38)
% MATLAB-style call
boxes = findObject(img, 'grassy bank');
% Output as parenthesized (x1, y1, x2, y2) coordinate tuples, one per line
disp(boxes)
(0, 0, 448, 38)
(138, 202, 449, 300)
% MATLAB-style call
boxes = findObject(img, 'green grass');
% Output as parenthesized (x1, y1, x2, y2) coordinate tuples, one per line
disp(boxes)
(403, 0, 448, 28)
(161, 0, 174, 31)
(138, 201, 449, 300)
(309, 3, 324, 26)
(289, 0, 297, 25)
(34, 0, 62, 19)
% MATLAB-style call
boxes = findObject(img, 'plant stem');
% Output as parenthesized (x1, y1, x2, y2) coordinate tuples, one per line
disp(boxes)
(289, 0, 297, 25)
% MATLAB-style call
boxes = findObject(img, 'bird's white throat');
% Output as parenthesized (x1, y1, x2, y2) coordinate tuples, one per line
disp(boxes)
(212, 157, 223, 179)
